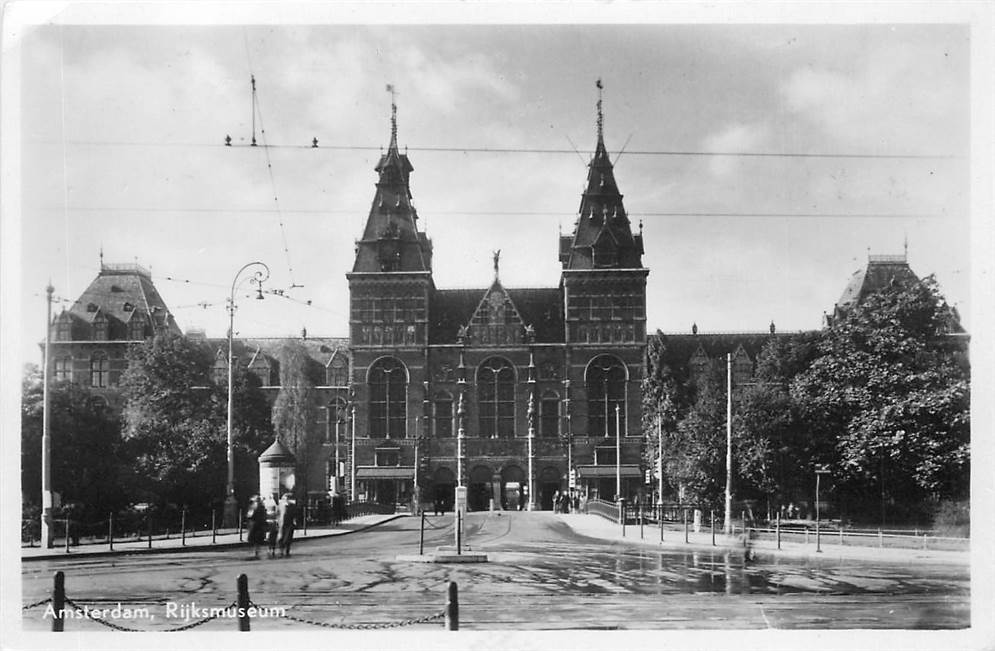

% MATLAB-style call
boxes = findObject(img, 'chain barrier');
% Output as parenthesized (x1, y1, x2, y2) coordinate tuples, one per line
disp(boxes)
(252, 600, 446, 630)
(62, 597, 238, 632)
(22, 597, 52, 611)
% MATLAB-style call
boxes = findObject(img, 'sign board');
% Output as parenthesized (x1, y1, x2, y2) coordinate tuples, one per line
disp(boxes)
(455, 486, 468, 513)
(568, 469, 576, 489)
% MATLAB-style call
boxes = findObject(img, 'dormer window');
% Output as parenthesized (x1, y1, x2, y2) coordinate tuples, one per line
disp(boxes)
(110, 285, 124, 293)
(86, 303, 98, 313)
(123, 302, 134, 312)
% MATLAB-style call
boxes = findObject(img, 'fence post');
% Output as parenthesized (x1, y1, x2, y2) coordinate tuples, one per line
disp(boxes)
(640, 506, 644, 540)
(212, 510, 217, 544)
(64, 519, 70, 553)
(181, 509, 187, 547)
(620, 499, 626, 537)
(683, 509, 689, 544)
(108, 512, 114, 551)
(839, 525, 843, 546)
(878, 528, 883, 548)
(711, 510, 716, 547)
(776, 512, 780, 550)
(238, 509, 243, 542)
(445, 581, 459, 631)
(148, 516, 153, 549)
(52, 571, 65, 632)
(236, 573, 250, 632)
(420, 512, 426, 555)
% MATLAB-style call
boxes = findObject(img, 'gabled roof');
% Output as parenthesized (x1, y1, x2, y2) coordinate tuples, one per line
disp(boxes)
(64, 263, 181, 338)
(430, 286, 563, 345)
(651, 331, 797, 378)
(836, 255, 921, 313)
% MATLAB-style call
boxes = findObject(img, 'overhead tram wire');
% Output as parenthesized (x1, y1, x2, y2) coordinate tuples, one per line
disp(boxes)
(63, 138, 960, 161)
(56, 206, 946, 220)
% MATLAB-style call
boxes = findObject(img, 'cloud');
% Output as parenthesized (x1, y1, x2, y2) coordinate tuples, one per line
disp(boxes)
(398, 45, 519, 115)
(701, 122, 768, 178)
(780, 38, 966, 155)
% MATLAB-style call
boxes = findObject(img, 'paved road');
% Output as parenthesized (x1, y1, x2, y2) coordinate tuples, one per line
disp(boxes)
(21, 511, 970, 631)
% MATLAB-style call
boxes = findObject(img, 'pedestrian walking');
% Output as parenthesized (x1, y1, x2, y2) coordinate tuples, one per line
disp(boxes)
(277, 493, 298, 557)
(246, 496, 267, 559)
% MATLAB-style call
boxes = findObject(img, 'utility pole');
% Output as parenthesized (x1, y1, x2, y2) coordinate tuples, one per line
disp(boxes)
(41, 283, 54, 548)
(615, 404, 622, 502)
(724, 353, 732, 535)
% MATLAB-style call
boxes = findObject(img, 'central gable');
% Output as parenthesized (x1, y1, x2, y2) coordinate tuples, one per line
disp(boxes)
(465, 280, 527, 346)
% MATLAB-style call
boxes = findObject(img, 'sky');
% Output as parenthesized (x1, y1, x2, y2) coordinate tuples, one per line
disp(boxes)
(6, 8, 981, 369)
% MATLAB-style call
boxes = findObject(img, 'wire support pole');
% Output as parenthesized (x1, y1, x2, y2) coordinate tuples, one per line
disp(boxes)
(724, 353, 733, 536)
(41, 283, 55, 548)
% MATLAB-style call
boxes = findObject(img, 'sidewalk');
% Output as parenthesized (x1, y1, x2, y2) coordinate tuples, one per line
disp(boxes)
(21, 514, 406, 561)
(558, 513, 970, 566)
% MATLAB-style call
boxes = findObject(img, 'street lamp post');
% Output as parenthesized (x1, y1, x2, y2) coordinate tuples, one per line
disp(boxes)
(41, 283, 54, 548)
(615, 404, 621, 503)
(526, 350, 536, 511)
(350, 405, 356, 501)
(815, 464, 831, 552)
(657, 416, 664, 506)
(225, 262, 269, 527)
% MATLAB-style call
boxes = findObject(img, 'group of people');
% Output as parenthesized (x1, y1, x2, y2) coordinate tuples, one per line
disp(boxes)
(551, 490, 579, 514)
(246, 493, 297, 559)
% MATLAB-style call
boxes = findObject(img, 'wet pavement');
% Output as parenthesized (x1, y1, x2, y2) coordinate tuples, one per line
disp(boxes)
(20, 511, 970, 632)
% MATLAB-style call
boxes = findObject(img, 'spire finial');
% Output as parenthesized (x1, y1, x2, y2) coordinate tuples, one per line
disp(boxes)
(596, 78, 604, 142)
(904, 233, 908, 260)
(386, 84, 397, 147)
(493, 249, 501, 280)
(99, 244, 104, 269)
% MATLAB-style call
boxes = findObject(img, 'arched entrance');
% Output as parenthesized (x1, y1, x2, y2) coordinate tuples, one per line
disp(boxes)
(468, 465, 492, 512)
(432, 467, 455, 513)
(500, 465, 525, 511)
(539, 466, 561, 511)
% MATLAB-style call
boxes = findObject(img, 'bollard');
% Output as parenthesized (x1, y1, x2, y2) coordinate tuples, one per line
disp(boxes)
(52, 571, 65, 632)
(212, 510, 217, 544)
(238, 509, 243, 542)
(456, 511, 462, 555)
(420, 512, 426, 555)
(148, 517, 153, 549)
(776, 512, 781, 550)
(878, 528, 883, 548)
(181, 509, 187, 546)
(64, 519, 70, 553)
(640, 507, 644, 540)
(816, 521, 822, 553)
(839, 526, 843, 546)
(683, 509, 688, 544)
(711, 510, 716, 547)
(109, 512, 114, 551)
(445, 581, 459, 631)
(620, 499, 626, 537)
(236, 574, 250, 631)
(303, 504, 308, 535)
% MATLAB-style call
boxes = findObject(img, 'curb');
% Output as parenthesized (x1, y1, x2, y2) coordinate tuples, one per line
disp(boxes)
(21, 514, 408, 562)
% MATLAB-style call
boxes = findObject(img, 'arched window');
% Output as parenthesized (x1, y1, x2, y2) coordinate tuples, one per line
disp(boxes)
(54, 357, 73, 382)
(327, 353, 349, 387)
(540, 391, 559, 438)
(434, 391, 454, 438)
(89, 351, 109, 388)
(369, 357, 407, 438)
(586, 355, 627, 437)
(477, 357, 515, 438)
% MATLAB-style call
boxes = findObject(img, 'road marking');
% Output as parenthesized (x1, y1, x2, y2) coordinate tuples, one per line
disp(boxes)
(759, 605, 773, 628)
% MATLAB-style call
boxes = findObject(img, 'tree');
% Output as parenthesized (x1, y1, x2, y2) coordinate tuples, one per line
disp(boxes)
(271, 340, 321, 501)
(229, 369, 275, 504)
(641, 332, 688, 500)
(792, 276, 969, 522)
(732, 334, 819, 514)
(21, 365, 126, 520)
(120, 333, 225, 513)
(665, 362, 728, 506)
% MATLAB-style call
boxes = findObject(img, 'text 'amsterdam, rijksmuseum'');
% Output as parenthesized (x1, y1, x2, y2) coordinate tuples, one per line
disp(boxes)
(43, 95, 951, 514)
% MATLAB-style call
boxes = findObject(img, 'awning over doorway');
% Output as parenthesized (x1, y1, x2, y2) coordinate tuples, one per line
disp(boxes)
(575, 465, 641, 478)
(355, 466, 415, 479)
